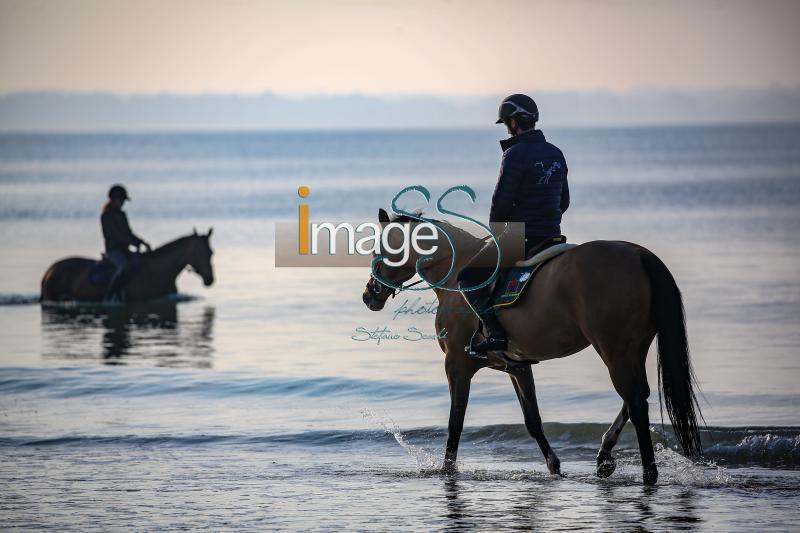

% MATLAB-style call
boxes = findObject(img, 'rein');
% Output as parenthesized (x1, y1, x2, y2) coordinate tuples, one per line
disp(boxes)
(392, 278, 425, 296)
(370, 224, 497, 299)
(371, 252, 456, 299)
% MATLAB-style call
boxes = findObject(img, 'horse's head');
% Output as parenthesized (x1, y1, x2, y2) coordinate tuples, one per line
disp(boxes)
(362, 209, 424, 311)
(189, 227, 215, 286)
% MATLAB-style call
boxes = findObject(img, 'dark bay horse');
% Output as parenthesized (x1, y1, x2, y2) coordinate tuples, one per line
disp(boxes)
(41, 229, 214, 303)
(362, 210, 702, 485)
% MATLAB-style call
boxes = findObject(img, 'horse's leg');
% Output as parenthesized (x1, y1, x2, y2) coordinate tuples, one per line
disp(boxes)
(509, 365, 560, 475)
(608, 360, 657, 485)
(630, 392, 657, 485)
(443, 363, 474, 473)
(596, 405, 629, 478)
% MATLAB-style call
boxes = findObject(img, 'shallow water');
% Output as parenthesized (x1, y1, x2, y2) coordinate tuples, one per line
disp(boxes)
(1, 126, 799, 530)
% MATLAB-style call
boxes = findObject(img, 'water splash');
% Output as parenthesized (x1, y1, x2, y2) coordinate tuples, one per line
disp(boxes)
(361, 408, 440, 470)
(654, 443, 733, 486)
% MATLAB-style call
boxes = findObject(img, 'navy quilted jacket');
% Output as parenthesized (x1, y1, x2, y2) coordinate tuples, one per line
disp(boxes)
(489, 129, 570, 239)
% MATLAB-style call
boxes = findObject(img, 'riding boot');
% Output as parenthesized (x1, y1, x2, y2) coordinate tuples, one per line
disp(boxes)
(460, 282, 508, 355)
(470, 309, 508, 355)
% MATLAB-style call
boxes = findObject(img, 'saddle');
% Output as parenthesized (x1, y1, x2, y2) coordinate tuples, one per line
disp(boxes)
(490, 236, 577, 309)
(86, 253, 141, 287)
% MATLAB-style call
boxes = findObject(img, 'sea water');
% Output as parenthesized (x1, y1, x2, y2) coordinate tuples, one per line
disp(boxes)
(0, 126, 799, 530)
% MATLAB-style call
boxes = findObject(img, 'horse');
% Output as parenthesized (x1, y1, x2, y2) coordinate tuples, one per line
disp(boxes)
(362, 209, 703, 485)
(41, 229, 215, 303)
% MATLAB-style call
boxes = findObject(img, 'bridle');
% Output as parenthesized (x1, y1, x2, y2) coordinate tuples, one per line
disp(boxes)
(367, 262, 425, 300)
(367, 234, 490, 299)
(366, 230, 495, 300)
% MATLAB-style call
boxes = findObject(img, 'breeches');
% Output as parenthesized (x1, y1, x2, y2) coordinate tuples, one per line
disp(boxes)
(106, 250, 129, 276)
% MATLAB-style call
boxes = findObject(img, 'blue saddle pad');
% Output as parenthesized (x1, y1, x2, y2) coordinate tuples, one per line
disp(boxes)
(87, 260, 115, 286)
(490, 263, 544, 309)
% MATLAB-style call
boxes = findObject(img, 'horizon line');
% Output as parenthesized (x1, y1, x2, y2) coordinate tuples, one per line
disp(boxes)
(2, 85, 800, 99)
(2, 119, 799, 136)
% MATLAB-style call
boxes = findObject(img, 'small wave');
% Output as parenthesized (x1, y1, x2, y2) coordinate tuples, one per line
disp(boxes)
(0, 366, 444, 401)
(0, 293, 40, 305)
(2, 424, 798, 469)
(359, 419, 800, 470)
(705, 432, 800, 468)
(39, 292, 199, 308)
(0, 428, 415, 449)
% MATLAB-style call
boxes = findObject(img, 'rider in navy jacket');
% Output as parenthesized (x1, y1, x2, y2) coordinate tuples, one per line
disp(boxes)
(491, 128, 569, 243)
(459, 94, 570, 356)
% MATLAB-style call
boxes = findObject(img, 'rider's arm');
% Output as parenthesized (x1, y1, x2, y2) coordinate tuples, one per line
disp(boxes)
(119, 212, 144, 248)
(560, 164, 570, 214)
(489, 147, 526, 223)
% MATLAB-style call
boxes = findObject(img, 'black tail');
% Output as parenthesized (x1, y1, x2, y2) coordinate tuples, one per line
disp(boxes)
(641, 252, 704, 456)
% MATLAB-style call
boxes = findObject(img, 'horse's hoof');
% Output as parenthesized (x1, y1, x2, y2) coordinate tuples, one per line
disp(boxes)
(596, 451, 616, 478)
(546, 453, 561, 475)
(642, 464, 658, 486)
(442, 460, 458, 475)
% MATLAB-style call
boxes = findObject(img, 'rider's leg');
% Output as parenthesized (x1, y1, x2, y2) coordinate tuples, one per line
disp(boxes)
(458, 266, 508, 354)
(105, 251, 129, 302)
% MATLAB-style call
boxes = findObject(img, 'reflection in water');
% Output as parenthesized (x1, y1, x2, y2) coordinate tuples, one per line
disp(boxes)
(435, 472, 706, 531)
(442, 478, 476, 531)
(596, 482, 701, 531)
(41, 302, 215, 368)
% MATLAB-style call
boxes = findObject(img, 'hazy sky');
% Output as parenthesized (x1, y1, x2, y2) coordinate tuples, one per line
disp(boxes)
(1, 0, 798, 95)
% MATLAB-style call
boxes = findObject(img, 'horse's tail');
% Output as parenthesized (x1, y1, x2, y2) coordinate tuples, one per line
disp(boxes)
(641, 251, 703, 456)
(40, 259, 75, 302)
(40, 265, 56, 301)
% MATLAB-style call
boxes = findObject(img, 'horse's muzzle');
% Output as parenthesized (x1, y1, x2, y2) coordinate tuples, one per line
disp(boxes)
(362, 288, 386, 311)
(203, 275, 215, 287)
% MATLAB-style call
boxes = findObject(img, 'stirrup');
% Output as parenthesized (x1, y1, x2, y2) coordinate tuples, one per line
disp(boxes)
(465, 328, 508, 358)
(468, 336, 507, 355)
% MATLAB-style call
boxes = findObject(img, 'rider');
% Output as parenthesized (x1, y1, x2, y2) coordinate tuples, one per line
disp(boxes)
(101, 184, 151, 301)
(458, 94, 570, 354)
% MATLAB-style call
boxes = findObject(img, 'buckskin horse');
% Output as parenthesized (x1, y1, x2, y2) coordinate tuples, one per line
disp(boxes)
(362, 209, 702, 485)
(41, 229, 215, 303)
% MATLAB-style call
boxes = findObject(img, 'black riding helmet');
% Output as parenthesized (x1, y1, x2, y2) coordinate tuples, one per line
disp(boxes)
(496, 94, 539, 124)
(108, 184, 130, 201)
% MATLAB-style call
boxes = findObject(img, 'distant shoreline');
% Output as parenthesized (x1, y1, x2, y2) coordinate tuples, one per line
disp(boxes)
(2, 121, 800, 136)
(2, 88, 800, 132)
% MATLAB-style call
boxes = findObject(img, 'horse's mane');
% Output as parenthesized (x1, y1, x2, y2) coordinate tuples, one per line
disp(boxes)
(148, 234, 198, 258)
(389, 211, 427, 224)
(389, 211, 484, 246)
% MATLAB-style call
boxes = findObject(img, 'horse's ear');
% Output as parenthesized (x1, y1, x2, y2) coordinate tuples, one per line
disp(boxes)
(207, 227, 213, 237)
(193, 227, 198, 236)
(378, 208, 390, 225)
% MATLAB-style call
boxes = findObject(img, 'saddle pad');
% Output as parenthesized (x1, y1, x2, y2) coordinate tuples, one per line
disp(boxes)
(87, 261, 115, 286)
(491, 264, 543, 309)
(492, 242, 578, 309)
